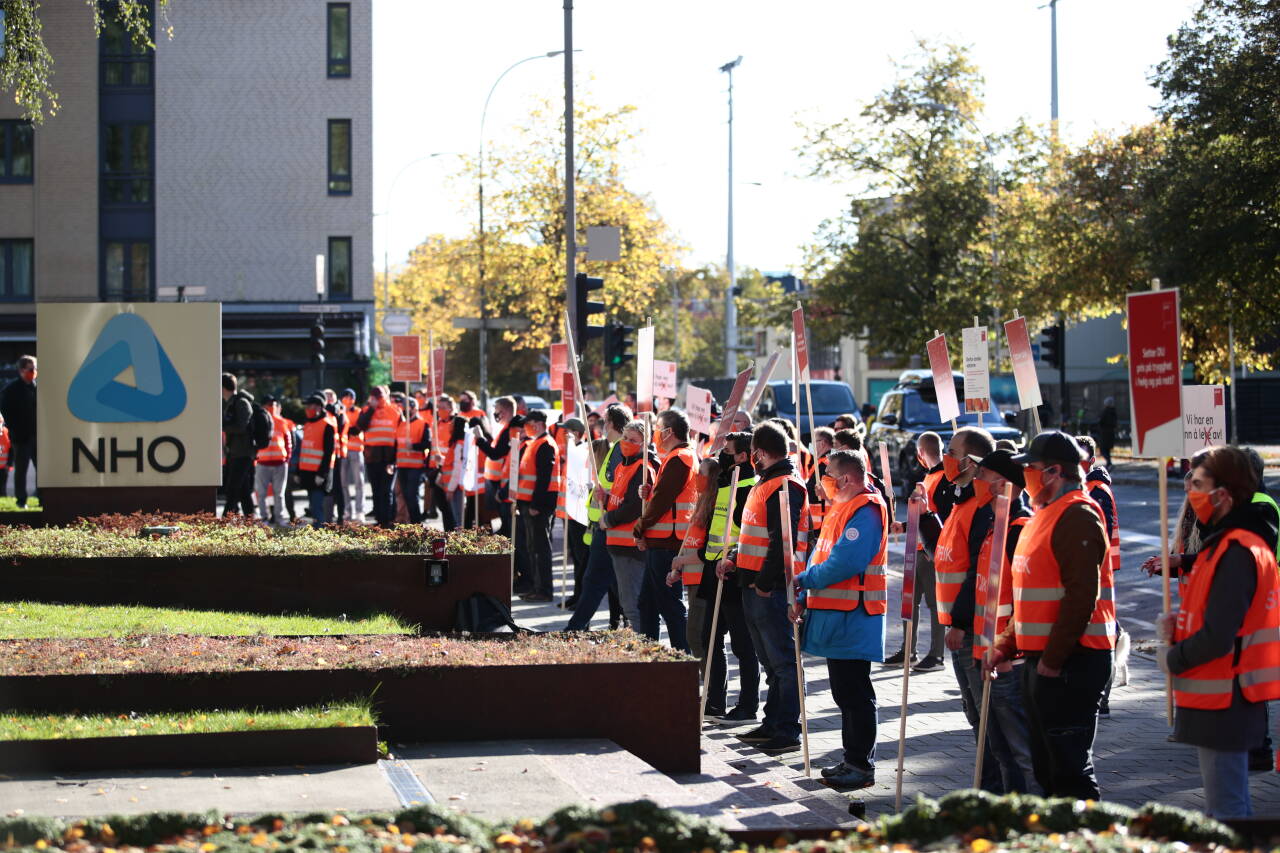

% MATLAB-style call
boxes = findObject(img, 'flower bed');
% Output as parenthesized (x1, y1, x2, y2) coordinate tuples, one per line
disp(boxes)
(0, 793, 1246, 853)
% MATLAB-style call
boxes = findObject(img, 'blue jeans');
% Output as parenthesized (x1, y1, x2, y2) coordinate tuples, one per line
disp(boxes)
(397, 467, 425, 523)
(611, 551, 647, 629)
(307, 488, 327, 528)
(951, 641, 1003, 792)
(1198, 747, 1252, 819)
(566, 529, 618, 631)
(366, 461, 395, 527)
(988, 662, 1039, 794)
(742, 586, 800, 741)
(641, 548, 689, 651)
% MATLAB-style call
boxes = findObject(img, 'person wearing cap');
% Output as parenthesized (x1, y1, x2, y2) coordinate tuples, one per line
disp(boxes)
(971, 449, 1038, 794)
(394, 396, 431, 524)
(983, 430, 1114, 799)
(220, 373, 256, 516)
(339, 389, 366, 522)
(299, 394, 337, 528)
(513, 409, 558, 602)
(253, 395, 294, 527)
(351, 386, 400, 527)
(321, 394, 347, 524)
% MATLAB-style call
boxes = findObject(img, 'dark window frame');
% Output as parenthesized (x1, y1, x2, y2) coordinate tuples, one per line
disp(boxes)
(327, 3, 351, 78)
(101, 121, 154, 207)
(99, 6, 155, 90)
(328, 236, 353, 301)
(0, 121, 34, 185)
(101, 239, 153, 302)
(0, 239, 35, 302)
(327, 118, 352, 195)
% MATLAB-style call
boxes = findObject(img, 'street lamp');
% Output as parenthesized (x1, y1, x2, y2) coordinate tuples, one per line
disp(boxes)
(721, 55, 742, 378)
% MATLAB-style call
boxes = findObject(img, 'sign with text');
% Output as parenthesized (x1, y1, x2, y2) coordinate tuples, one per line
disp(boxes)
(926, 334, 961, 423)
(1182, 385, 1226, 458)
(686, 385, 713, 436)
(1127, 289, 1182, 458)
(563, 437, 592, 526)
(961, 326, 991, 414)
(652, 359, 677, 400)
(428, 348, 446, 395)
(900, 497, 922, 622)
(549, 343, 568, 392)
(1003, 316, 1043, 410)
(712, 365, 755, 448)
(561, 371, 577, 420)
(792, 307, 810, 382)
(38, 303, 222, 488)
(390, 335, 421, 382)
(635, 325, 655, 412)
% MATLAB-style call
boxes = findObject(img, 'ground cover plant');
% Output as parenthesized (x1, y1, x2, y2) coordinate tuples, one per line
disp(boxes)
(0, 602, 412, 639)
(0, 631, 686, 676)
(0, 513, 507, 559)
(0, 496, 41, 512)
(0, 793, 1243, 852)
(0, 702, 373, 741)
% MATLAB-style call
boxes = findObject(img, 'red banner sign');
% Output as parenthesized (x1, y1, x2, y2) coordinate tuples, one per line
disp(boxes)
(429, 348, 446, 395)
(561, 371, 576, 419)
(1127, 289, 1182, 458)
(1003, 316, 1043, 410)
(900, 496, 922, 621)
(549, 343, 568, 392)
(390, 335, 421, 383)
(926, 334, 960, 423)
(792, 307, 810, 380)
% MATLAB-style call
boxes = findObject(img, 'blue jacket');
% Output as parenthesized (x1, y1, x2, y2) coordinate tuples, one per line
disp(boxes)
(795, 501, 886, 662)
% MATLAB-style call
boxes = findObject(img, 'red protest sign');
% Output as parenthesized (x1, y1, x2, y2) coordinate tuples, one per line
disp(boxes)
(653, 359, 677, 400)
(926, 333, 960, 423)
(390, 335, 421, 383)
(712, 365, 754, 446)
(1127, 289, 1182, 458)
(900, 497, 922, 621)
(549, 343, 568, 392)
(979, 487, 1012, 655)
(792, 307, 809, 380)
(561, 371, 576, 419)
(1003, 316, 1043, 410)
(429, 348, 446, 394)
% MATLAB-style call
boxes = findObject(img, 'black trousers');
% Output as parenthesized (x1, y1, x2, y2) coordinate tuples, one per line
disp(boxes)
(12, 439, 35, 506)
(567, 518, 591, 600)
(828, 657, 878, 771)
(519, 505, 553, 596)
(1022, 648, 1112, 799)
(223, 456, 255, 515)
(705, 579, 761, 715)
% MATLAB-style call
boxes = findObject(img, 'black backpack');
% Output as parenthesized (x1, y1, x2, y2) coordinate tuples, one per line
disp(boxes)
(249, 403, 274, 451)
(453, 593, 527, 633)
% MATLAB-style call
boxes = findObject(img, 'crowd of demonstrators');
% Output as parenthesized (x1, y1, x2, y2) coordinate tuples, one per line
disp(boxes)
(0, 355, 36, 506)
(886, 430, 948, 672)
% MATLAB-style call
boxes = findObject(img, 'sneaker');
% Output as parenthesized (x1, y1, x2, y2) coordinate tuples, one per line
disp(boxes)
(1098, 703, 1111, 719)
(821, 761, 854, 779)
(825, 764, 875, 790)
(736, 726, 773, 744)
(912, 655, 945, 673)
(883, 649, 917, 667)
(755, 736, 801, 756)
(713, 707, 758, 726)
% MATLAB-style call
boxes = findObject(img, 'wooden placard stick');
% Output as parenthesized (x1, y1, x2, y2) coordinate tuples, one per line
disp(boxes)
(699, 466, 742, 723)
(1159, 457, 1173, 725)
(973, 485, 1012, 787)
(778, 485, 811, 777)
(896, 490, 924, 811)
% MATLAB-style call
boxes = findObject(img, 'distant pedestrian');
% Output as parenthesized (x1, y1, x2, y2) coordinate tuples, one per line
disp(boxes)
(351, 386, 400, 527)
(1096, 398, 1117, 468)
(0, 413, 11, 499)
(220, 373, 256, 516)
(394, 396, 430, 524)
(340, 389, 366, 521)
(0, 356, 36, 508)
(514, 409, 558, 602)
(254, 395, 294, 526)
(299, 394, 337, 529)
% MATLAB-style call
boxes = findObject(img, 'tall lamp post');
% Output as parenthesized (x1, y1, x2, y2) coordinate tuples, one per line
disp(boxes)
(720, 56, 742, 378)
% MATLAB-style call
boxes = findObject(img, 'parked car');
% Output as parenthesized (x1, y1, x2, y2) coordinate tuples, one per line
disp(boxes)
(753, 380, 859, 443)
(869, 373, 1023, 495)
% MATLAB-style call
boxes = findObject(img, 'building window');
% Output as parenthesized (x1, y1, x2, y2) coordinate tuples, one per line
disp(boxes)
(101, 10, 153, 88)
(327, 3, 351, 78)
(328, 119, 352, 195)
(103, 122, 152, 205)
(328, 237, 352, 300)
(0, 121, 34, 184)
(103, 241, 151, 301)
(0, 240, 34, 301)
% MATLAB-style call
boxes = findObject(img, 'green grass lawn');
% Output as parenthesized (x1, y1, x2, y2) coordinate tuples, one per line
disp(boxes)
(0, 496, 40, 512)
(0, 601, 413, 638)
(0, 702, 374, 741)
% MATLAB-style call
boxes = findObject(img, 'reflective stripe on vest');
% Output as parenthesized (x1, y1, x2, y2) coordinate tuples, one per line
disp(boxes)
(588, 441, 620, 523)
(299, 416, 335, 472)
(256, 414, 291, 465)
(605, 456, 651, 548)
(805, 490, 889, 613)
(513, 434, 558, 502)
(737, 474, 811, 574)
(681, 524, 708, 586)
(646, 446, 696, 540)
(934, 491, 994, 626)
(1012, 489, 1116, 652)
(364, 403, 399, 447)
(345, 406, 364, 452)
(973, 515, 1029, 659)
(0, 430, 10, 468)
(1172, 528, 1280, 710)
(395, 419, 427, 468)
(706, 475, 758, 561)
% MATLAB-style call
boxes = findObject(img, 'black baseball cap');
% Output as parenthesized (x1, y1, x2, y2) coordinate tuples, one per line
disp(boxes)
(1010, 431, 1085, 470)
(304, 393, 326, 407)
(973, 449, 1025, 488)
(261, 394, 278, 405)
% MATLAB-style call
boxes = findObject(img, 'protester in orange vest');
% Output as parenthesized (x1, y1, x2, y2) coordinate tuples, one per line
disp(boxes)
(513, 409, 558, 602)
(351, 386, 400, 528)
(0, 413, 11, 500)
(431, 395, 467, 532)
(668, 455, 721, 663)
(600, 420, 656, 629)
(298, 394, 337, 529)
(970, 449, 1038, 794)
(339, 389, 366, 522)
(1152, 446, 1280, 819)
(886, 431, 949, 672)
(633, 409, 696, 651)
(394, 396, 431, 524)
(808, 426, 834, 531)
(790, 448, 887, 789)
(475, 396, 517, 536)
(984, 431, 1113, 800)
(717, 421, 811, 756)
(1076, 434, 1126, 720)
(253, 395, 294, 527)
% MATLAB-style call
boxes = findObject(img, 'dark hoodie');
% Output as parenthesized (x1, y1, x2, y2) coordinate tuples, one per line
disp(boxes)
(1085, 465, 1117, 540)
(737, 458, 807, 594)
(222, 389, 255, 460)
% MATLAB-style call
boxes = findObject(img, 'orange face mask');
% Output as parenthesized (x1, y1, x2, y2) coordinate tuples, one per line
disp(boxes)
(1023, 467, 1045, 503)
(821, 475, 839, 501)
(1188, 489, 1217, 524)
(524, 423, 539, 438)
(620, 439, 642, 457)
(942, 454, 962, 481)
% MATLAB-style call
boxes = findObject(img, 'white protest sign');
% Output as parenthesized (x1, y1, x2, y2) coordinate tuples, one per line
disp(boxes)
(1181, 385, 1226, 459)
(653, 360, 677, 400)
(461, 428, 478, 492)
(926, 334, 961, 424)
(962, 325, 991, 414)
(564, 438, 592, 526)
(636, 325, 655, 412)
(686, 386, 713, 435)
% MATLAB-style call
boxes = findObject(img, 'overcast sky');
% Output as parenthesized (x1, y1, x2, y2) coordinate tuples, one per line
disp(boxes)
(372, 0, 1201, 277)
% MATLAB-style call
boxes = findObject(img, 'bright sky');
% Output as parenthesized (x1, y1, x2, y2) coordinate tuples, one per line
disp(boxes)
(372, 0, 1201, 278)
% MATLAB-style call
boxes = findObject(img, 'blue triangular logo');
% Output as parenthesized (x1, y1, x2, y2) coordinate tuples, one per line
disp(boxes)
(67, 313, 188, 423)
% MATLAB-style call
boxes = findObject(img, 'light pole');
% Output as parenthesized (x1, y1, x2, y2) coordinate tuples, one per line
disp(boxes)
(721, 55, 742, 378)
(479, 50, 565, 408)
(1049, 0, 1060, 139)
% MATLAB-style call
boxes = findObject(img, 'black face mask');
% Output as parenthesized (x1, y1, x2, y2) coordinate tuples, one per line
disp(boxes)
(718, 451, 734, 472)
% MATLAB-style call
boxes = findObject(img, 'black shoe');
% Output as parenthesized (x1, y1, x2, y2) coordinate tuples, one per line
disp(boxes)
(1249, 746, 1272, 772)
(883, 649, 917, 667)
(756, 736, 801, 756)
(513, 584, 534, 596)
(521, 592, 553, 603)
(912, 654, 944, 673)
(736, 726, 773, 744)
(703, 707, 727, 720)
(821, 761, 854, 779)
(713, 707, 758, 726)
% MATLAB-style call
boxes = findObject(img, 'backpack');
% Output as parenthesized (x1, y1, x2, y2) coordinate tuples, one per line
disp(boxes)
(249, 403, 274, 451)
(453, 593, 527, 634)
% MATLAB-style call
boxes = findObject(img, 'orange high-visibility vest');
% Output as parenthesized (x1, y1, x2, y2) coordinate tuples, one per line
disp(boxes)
(809, 454, 829, 532)
(345, 406, 364, 453)
(645, 446, 697, 540)
(605, 455, 652, 548)
(737, 474, 811, 576)
(0, 427, 10, 468)
(432, 417, 455, 473)
(299, 416, 336, 473)
(918, 468, 948, 552)
(395, 419, 428, 469)
(1011, 489, 1116, 652)
(1172, 528, 1280, 710)
(255, 414, 292, 465)
(681, 523, 709, 586)
(513, 433, 558, 502)
(935, 491, 994, 626)
(333, 411, 347, 459)
(973, 515, 1030, 660)
(1088, 479, 1122, 576)
(363, 402, 399, 448)
(805, 490, 889, 613)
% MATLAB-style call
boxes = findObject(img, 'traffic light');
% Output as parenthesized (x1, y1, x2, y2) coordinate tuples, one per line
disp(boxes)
(605, 321, 635, 369)
(1040, 323, 1063, 370)
(310, 321, 326, 365)
(573, 272, 606, 350)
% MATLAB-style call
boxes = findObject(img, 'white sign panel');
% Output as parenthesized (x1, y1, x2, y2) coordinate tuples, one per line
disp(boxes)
(686, 386, 713, 436)
(383, 313, 412, 336)
(38, 303, 222, 488)
(635, 325, 655, 412)
(652, 359, 677, 399)
(1182, 385, 1226, 459)
(961, 325, 991, 414)
(563, 438, 592, 526)
(585, 226, 622, 262)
